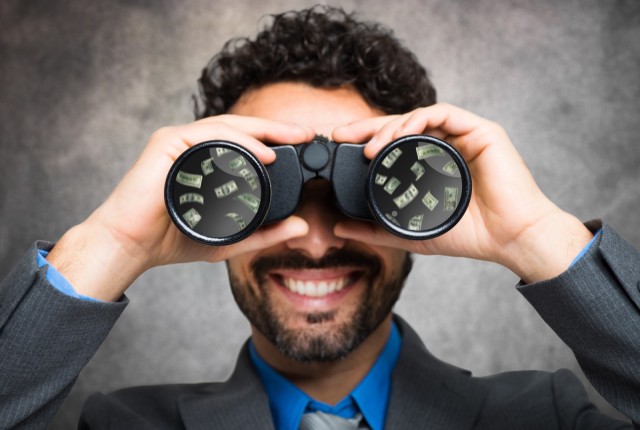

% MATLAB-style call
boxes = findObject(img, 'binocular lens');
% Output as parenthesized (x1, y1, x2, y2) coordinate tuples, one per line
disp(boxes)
(367, 135, 470, 239)
(165, 141, 270, 245)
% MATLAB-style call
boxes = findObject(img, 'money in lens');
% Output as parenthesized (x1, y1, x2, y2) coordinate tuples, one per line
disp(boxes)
(381, 148, 403, 168)
(421, 190, 439, 211)
(226, 212, 246, 229)
(176, 170, 203, 189)
(215, 148, 231, 157)
(201, 158, 215, 176)
(375, 173, 388, 186)
(416, 144, 444, 160)
(410, 161, 425, 180)
(393, 183, 419, 209)
(214, 180, 239, 198)
(238, 168, 259, 191)
(234, 193, 261, 214)
(179, 193, 204, 205)
(228, 155, 247, 170)
(385, 212, 401, 227)
(384, 177, 401, 195)
(182, 208, 202, 229)
(408, 214, 424, 231)
(444, 186, 459, 211)
(442, 161, 458, 175)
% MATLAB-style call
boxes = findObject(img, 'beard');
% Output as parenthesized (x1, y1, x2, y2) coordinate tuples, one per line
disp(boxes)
(227, 248, 413, 363)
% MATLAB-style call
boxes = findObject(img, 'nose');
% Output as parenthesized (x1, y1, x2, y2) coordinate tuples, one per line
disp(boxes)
(284, 180, 347, 259)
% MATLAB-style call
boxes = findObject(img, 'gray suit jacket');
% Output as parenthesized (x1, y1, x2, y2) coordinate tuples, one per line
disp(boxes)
(78, 317, 631, 429)
(1, 221, 639, 429)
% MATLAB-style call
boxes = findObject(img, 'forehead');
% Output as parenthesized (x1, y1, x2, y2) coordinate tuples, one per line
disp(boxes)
(229, 82, 382, 136)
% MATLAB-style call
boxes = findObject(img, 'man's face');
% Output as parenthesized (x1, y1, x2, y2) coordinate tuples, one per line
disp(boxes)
(226, 82, 411, 363)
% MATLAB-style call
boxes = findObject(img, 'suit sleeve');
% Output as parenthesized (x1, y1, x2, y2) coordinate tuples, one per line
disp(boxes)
(0, 242, 127, 429)
(518, 221, 640, 424)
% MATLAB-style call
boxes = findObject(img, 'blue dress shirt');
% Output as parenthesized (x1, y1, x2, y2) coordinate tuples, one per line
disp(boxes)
(248, 322, 402, 430)
(37, 250, 98, 301)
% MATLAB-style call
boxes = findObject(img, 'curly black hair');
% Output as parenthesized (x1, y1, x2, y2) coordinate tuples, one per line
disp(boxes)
(195, 5, 436, 118)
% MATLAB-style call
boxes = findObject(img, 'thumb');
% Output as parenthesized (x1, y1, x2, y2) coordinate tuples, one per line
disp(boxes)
(221, 216, 309, 259)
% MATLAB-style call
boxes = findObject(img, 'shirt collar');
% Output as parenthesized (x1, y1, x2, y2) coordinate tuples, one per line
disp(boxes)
(248, 321, 402, 430)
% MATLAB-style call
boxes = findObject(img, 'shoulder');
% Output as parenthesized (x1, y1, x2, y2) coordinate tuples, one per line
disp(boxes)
(475, 369, 630, 428)
(79, 383, 218, 430)
(478, 367, 582, 402)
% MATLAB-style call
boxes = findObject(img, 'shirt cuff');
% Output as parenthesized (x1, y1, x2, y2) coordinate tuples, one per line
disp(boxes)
(37, 249, 102, 302)
(568, 228, 602, 268)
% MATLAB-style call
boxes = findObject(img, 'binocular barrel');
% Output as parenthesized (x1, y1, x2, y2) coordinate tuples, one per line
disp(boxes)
(165, 135, 471, 245)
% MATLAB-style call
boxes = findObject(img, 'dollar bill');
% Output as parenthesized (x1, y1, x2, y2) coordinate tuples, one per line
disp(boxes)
(216, 147, 231, 157)
(410, 161, 425, 180)
(226, 212, 246, 229)
(182, 208, 202, 229)
(421, 190, 439, 211)
(385, 213, 401, 227)
(408, 214, 424, 231)
(416, 144, 444, 160)
(238, 168, 259, 191)
(383, 177, 401, 194)
(228, 155, 247, 171)
(381, 148, 403, 168)
(245, 175, 259, 191)
(375, 173, 388, 186)
(214, 180, 239, 198)
(444, 186, 459, 211)
(176, 170, 203, 189)
(201, 158, 215, 175)
(179, 193, 204, 205)
(442, 161, 458, 175)
(234, 193, 261, 214)
(393, 183, 419, 209)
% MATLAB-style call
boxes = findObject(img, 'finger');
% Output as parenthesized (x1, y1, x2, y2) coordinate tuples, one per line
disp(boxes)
(196, 115, 316, 145)
(393, 104, 511, 165)
(396, 104, 483, 138)
(154, 117, 315, 164)
(215, 216, 309, 260)
(332, 115, 401, 145)
(334, 219, 424, 253)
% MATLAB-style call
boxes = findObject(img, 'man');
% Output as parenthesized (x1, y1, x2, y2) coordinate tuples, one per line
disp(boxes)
(1, 6, 638, 429)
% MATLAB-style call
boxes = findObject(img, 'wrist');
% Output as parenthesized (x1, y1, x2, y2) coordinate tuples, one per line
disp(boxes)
(500, 211, 594, 284)
(46, 218, 150, 301)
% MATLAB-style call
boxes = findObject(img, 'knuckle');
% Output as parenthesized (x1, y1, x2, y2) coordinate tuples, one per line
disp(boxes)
(150, 126, 177, 141)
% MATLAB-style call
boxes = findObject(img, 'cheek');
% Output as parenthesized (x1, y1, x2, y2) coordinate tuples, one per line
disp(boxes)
(226, 254, 255, 281)
(379, 249, 410, 277)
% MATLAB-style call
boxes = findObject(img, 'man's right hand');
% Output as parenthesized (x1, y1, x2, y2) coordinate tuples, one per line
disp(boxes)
(46, 116, 313, 301)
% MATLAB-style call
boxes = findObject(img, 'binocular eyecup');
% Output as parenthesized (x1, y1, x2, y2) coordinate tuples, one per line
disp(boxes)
(165, 135, 471, 245)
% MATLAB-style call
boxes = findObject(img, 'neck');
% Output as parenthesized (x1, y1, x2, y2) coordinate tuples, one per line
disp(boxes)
(251, 315, 393, 405)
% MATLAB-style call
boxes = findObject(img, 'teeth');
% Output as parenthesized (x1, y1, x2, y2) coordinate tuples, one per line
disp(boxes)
(283, 277, 350, 298)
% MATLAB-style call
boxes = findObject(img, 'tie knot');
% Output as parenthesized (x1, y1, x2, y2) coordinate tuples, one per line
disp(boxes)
(299, 411, 367, 430)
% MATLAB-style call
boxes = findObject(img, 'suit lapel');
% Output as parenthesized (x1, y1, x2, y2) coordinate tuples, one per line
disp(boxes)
(177, 342, 276, 430)
(386, 317, 487, 429)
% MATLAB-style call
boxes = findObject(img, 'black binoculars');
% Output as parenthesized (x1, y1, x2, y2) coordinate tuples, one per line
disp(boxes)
(165, 134, 471, 245)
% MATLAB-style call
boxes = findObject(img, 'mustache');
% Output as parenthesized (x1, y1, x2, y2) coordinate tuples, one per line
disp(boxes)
(251, 248, 382, 281)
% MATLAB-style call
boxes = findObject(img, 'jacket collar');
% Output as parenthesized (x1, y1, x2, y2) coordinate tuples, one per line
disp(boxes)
(177, 315, 487, 430)
(386, 315, 487, 429)
(177, 344, 276, 430)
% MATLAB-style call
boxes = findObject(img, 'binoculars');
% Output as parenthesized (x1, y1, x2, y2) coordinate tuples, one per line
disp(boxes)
(165, 135, 471, 245)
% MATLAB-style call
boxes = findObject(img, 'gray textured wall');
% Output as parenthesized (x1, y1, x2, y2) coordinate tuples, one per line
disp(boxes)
(1, 0, 639, 427)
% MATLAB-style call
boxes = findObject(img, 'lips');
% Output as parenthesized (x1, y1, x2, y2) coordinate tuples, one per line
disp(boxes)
(270, 270, 362, 298)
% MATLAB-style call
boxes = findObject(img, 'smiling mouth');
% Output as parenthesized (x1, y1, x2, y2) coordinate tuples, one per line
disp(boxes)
(270, 271, 363, 298)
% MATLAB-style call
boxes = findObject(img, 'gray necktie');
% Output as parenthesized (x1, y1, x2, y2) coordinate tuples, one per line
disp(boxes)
(299, 411, 368, 430)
